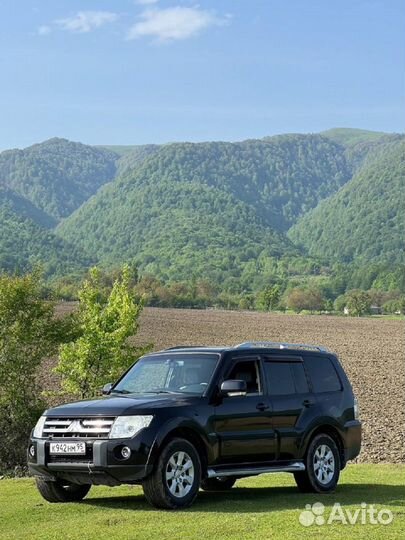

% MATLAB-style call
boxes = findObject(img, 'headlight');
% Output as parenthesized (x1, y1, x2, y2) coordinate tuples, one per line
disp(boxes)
(109, 415, 153, 439)
(33, 416, 46, 438)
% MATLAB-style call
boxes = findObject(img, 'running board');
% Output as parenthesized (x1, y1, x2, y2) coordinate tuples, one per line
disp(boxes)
(207, 462, 305, 478)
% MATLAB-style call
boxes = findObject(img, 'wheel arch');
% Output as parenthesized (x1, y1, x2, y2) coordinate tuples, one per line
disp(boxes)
(146, 419, 212, 477)
(301, 423, 346, 469)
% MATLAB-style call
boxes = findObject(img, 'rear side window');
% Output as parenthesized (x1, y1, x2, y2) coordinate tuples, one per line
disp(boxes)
(305, 356, 342, 393)
(264, 362, 295, 395)
(290, 363, 309, 393)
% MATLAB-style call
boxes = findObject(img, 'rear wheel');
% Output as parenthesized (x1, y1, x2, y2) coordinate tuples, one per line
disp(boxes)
(294, 434, 340, 493)
(35, 478, 91, 503)
(142, 438, 201, 509)
(201, 476, 237, 491)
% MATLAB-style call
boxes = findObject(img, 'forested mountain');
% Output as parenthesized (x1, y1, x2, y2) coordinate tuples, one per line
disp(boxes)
(321, 127, 387, 146)
(57, 176, 300, 283)
(56, 134, 351, 281)
(0, 187, 91, 275)
(0, 138, 117, 220)
(288, 139, 405, 264)
(116, 144, 160, 176)
(0, 128, 402, 292)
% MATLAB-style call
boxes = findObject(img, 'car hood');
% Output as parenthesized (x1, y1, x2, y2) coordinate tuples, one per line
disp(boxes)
(45, 394, 199, 417)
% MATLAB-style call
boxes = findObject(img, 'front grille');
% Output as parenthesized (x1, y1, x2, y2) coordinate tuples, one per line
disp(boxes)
(42, 417, 115, 438)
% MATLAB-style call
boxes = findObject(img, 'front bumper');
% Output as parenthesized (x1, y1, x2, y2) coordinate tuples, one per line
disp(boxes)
(28, 437, 153, 486)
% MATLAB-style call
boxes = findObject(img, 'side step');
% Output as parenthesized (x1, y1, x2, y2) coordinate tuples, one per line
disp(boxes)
(207, 462, 305, 478)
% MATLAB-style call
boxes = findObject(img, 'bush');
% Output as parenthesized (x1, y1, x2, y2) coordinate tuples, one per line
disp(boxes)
(0, 272, 72, 471)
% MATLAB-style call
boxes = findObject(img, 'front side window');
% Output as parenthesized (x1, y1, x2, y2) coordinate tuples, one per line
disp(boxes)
(112, 353, 219, 395)
(228, 360, 262, 394)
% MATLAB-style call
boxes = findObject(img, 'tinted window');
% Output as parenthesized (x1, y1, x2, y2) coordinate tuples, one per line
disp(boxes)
(290, 362, 309, 393)
(305, 356, 341, 392)
(228, 360, 261, 394)
(264, 362, 295, 395)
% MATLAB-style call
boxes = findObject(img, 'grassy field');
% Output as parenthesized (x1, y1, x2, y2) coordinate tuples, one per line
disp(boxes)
(0, 465, 403, 540)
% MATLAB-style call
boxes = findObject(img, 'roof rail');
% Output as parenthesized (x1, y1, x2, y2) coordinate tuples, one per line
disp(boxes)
(164, 345, 202, 350)
(235, 341, 328, 353)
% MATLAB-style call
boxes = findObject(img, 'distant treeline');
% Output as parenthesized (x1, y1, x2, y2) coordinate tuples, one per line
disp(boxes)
(49, 262, 405, 316)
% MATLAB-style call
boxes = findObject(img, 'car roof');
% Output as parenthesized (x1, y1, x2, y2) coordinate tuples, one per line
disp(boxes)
(149, 342, 330, 356)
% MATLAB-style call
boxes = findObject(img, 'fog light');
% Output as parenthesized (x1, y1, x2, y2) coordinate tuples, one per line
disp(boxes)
(121, 446, 131, 459)
(29, 445, 35, 458)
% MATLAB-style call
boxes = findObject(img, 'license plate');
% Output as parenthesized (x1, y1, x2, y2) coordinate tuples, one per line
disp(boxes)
(49, 442, 86, 455)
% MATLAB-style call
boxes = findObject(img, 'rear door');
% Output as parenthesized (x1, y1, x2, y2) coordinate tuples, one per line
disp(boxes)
(263, 356, 314, 460)
(214, 356, 276, 464)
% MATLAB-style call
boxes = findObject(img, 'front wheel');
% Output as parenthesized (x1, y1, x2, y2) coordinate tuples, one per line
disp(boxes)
(294, 434, 340, 493)
(142, 438, 201, 509)
(35, 478, 91, 502)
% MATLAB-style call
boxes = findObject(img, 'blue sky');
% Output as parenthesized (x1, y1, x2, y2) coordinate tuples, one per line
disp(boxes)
(0, 0, 404, 148)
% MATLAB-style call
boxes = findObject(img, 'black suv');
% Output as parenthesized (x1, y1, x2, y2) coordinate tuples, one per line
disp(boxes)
(28, 342, 361, 509)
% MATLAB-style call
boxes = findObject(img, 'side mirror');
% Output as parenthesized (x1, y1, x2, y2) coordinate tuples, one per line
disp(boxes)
(102, 382, 113, 395)
(220, 379, 247, 397)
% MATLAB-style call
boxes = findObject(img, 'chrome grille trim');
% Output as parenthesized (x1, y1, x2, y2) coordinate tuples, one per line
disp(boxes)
(42, 417, 115, 438)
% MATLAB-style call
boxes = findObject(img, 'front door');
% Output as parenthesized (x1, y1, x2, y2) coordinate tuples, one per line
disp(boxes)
(214, 357, 276, 464)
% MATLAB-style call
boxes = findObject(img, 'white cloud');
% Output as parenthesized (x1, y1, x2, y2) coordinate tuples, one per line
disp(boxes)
(55, 11, 118, 34)
(38, 25, 51, 36)
(127, 6, 228, 42)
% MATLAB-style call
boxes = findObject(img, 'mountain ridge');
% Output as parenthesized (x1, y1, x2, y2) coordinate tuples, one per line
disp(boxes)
(0, 128, 401, 288)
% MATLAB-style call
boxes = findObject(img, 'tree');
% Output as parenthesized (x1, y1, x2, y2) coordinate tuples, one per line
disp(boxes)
(55, 265, 151, 399)
(305, 287, 325, 313)
(258, 285, 281, 311)
(334, 294, 347, 313)
(0, 271, 72, 470)
(382, 297, 405, 315)
(287, 287, 324, 313)
(345, 290, 371, 317)
(239, 293, 255, 310)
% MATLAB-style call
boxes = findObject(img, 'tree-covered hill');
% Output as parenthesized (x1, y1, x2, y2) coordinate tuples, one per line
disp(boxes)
(0, 129, 402, 289)
(56, 134, 352, 281)
(0, 188, 91, 275)
(288, 139, 405, 264)
(91, 134, 350, 230)
(321, 127, 388, 146)
(0, 138, 118, 221)
(56, 175, 300, 283)
(343, 134, 404, 172)
(116, 144, 161, 176)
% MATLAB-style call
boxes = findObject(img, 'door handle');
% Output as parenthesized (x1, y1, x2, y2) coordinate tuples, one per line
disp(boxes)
(256, 402, 270, 411)
(302, 399, 315, 407)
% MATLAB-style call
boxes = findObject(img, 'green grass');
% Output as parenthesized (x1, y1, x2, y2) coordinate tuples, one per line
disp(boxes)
(0, 465, 403, 540)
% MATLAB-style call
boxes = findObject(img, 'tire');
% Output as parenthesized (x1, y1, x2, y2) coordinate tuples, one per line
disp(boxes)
(142, 438, 201, 509)
(35, 478, 91, 503)
(294, 434, 341, 494)
(201, 476, 237, 491)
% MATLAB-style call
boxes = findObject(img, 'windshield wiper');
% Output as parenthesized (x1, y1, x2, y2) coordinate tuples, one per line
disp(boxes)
(147, 389, 180, 394)
(110, 389, 132, 395)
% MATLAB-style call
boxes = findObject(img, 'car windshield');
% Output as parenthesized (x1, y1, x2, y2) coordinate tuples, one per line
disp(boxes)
(112, 353, 219, 395)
